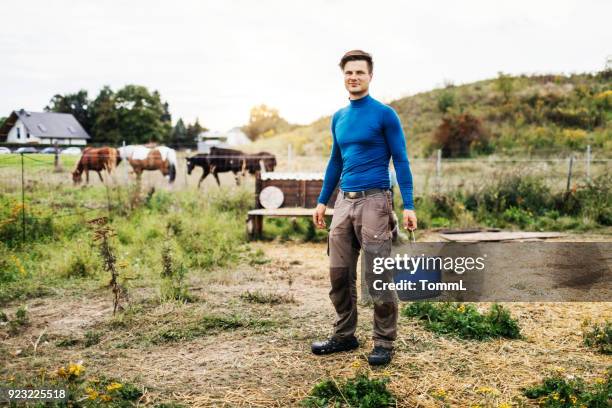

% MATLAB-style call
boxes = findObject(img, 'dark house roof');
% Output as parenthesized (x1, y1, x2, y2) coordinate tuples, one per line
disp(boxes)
(0, 109, 90, 140)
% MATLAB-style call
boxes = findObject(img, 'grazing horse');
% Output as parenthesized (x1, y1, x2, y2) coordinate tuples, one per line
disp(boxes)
(186, 147, 276, 187)
(72, 147, 121, 184)
(118, 145, 177, 183)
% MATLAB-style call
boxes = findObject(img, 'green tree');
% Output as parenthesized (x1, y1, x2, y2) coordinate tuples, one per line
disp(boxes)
(112, 85, 172, 144)
(45, 90, 93, 134)
(91, 86, 121, 144)
(186, 118, 207, 144)
(170, 118, 191, 148)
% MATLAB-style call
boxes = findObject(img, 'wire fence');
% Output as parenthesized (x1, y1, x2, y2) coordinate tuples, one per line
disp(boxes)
(0, 147, 610, 246)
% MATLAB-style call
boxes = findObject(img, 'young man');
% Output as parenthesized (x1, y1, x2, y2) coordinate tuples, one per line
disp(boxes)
(312, 50, 417, 366)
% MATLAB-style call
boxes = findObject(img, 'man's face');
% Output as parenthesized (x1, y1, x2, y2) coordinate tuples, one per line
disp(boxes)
(343, 60, 372, 96)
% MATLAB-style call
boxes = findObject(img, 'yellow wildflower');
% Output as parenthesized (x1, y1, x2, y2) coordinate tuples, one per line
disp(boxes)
(594, 377, 605, 384)
(457, 304, 466, 313)
(382, 370, 392, 377)
(476, 386, 496, 394)
(106, 382, 123, 392)
(553, 367, 566, 373)
(431, 389, 447, 399)
(552, 392, 559, 401)
(351, 360, 362, 369)
(100, 394, 112, 402)
(67, 362, 84, 377)
(117, 260, 129, 268)
(498, 404, 511, 408)
(471, 405, 481, 408)
(56, 366, 68, 378)
(85, 387, 99, 400)
(570, 395, 577, 404)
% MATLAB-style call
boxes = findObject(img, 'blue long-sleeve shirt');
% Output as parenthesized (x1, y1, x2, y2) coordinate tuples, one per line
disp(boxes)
(317, 94, 415, 210)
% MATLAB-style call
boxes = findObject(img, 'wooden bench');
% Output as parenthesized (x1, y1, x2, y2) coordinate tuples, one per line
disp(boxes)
(246, 207, 334, 240)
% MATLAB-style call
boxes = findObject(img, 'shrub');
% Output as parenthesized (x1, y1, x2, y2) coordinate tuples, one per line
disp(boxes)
(208, 187, 252, 214)
(437, 90, 456, 113)
(402, 302, 521, 340)
(0, 201, 54, 248)
(433, 113, 490, 158)
(145, 189, 173, 213)
(465, 173, 552, 216)
(302, 373, 396, 408)
(583, 320, 611, 354)
(559, 128, 588, 149)
(7, 305, 29, 335)
(523, 370, 611, 407)
(576, 174, 612, 226)
(496, 72, 514, 101)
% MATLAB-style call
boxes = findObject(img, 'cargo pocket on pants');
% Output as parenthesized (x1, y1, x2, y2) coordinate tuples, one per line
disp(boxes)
(361, 225, 391, 256)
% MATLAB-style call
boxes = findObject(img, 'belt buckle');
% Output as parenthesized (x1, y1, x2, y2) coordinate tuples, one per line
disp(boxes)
(346, 191, 359, 199)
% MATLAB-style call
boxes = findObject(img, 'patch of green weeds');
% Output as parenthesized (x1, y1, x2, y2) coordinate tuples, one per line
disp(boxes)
(302, 372, 396, 408)
(401, 302, 521, 340)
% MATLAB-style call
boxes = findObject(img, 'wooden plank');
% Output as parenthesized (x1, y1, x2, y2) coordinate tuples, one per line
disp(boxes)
(439, 231, 566, 242)
(248, 208, 334, 217)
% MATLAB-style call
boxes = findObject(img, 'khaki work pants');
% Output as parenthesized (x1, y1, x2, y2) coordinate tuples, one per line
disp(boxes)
(327, 190, 399, 348)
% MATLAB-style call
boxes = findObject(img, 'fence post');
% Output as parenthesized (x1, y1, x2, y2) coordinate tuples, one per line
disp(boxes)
(436, 149, 442, 192)
(566, 154, 574, 192)
(53, 142, 61, 172)
(586, 145, 591, 182)
(21, 153, 26, 244)
(122, 140, 128, 184)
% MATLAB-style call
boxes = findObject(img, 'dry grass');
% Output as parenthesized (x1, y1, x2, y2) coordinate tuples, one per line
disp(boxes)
(1, 240, 611, 407)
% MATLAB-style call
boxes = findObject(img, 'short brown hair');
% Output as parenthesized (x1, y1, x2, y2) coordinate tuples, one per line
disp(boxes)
(339, 50, 373, 73)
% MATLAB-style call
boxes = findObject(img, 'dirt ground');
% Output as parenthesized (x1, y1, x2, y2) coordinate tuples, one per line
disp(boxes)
(1, 237, 611, 407)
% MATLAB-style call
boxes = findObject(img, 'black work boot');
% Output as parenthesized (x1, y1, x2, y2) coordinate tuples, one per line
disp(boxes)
(367, 345, 393, 366)
(311, 336, 359, 355)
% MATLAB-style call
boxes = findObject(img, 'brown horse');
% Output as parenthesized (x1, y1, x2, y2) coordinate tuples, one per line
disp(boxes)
(72, 147, 121, 184)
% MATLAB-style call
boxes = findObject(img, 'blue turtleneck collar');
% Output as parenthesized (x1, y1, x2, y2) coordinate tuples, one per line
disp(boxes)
(348, 94, 372, 108)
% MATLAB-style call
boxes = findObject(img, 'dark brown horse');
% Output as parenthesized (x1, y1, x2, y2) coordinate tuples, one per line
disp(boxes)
(72, 147, 121, 184)
(187, 147, 276, 187)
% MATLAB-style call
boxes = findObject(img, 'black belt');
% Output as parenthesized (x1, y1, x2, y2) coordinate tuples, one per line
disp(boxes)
(341, 188, 387, 199)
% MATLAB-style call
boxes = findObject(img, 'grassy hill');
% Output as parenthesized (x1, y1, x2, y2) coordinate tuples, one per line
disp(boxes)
(248, 71, 611, 158)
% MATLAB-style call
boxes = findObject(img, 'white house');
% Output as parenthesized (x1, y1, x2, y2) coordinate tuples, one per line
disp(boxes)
(196, 127, 250, 153)
(0, 109, 90, 145)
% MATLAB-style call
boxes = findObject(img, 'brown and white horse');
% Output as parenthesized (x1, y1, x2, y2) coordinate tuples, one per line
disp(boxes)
(72, 147, 121, 184)
(118, 145, 177, 183)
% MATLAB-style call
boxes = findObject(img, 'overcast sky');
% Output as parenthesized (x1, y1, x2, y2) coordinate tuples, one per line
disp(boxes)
(1, 0, 610, 130)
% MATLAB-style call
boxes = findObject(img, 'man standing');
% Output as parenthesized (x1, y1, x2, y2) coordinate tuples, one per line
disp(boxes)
(312, 50, 417, 366)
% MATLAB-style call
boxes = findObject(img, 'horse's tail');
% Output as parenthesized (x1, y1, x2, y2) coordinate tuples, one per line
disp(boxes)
(167, 148, 178, 183)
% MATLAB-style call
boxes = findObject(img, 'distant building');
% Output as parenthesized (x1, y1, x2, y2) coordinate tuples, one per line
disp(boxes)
(0, 109, 90, 145)
(197, 127, 250, 153)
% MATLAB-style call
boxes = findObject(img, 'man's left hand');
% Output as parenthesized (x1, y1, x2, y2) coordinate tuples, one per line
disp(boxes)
(403, 209, 417, 231)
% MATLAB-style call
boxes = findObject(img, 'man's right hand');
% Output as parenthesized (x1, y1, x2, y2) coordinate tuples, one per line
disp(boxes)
(313, 203, 327, 229)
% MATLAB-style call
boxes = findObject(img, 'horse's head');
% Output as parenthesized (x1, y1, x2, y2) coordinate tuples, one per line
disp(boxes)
(72, 170, 82, 184)
(261, 152, 277, 172)
(186, 157, 195, 175)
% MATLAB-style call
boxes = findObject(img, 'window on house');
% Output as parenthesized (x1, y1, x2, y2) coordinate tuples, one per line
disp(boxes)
(27, 132, 30, 138)
(16, 127, 20, 139)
